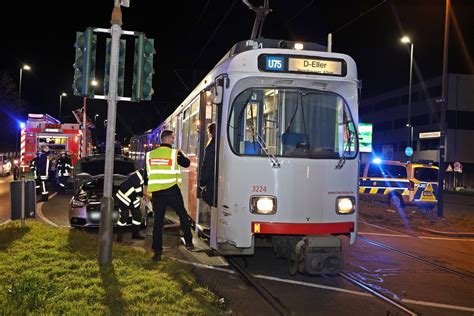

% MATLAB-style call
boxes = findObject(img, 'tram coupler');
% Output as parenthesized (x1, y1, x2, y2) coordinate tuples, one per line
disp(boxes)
(295, 235, 343, 275)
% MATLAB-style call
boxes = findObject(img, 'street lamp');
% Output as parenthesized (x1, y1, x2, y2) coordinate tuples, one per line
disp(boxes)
(91, 79, 99, 87)
(17, 64, 31, 154)
(94, 114, 99, 125)
(401, 36, 414, 159)
(59, 92, 67, 121)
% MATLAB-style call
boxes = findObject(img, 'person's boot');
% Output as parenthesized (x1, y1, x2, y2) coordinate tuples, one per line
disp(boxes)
(131, 225, 145, 240)
(151, 251, 161, 262)
(116, 227, 124, 242)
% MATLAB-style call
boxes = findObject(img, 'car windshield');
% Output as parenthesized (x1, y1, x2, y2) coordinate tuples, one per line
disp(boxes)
(228, 88, 357, 159)
(79, 158, 136, 176)
(414, 167, 438, 182)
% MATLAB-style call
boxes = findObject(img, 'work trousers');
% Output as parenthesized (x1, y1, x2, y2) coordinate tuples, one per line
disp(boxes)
(117, 201, 142, 227)
(57, 176, 69, 193)
(151, 185, 192, 252)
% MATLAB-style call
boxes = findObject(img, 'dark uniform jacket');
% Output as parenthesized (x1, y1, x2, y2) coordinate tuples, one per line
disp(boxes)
(116, 170, 145, 209)
(36, 152, 50, 179)
(56, 156, 73, 177)
(199, 138, 215, 206)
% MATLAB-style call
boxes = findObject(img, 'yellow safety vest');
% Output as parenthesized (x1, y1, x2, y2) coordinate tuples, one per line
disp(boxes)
(146, 146, 182, 192)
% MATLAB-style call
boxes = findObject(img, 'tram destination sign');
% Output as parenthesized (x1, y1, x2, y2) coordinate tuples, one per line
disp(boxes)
(258, 54, 346, 76)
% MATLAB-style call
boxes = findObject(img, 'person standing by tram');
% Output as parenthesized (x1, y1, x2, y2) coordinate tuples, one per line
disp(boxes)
(145, 130, 194, 262)
(199, 122, 216, 207)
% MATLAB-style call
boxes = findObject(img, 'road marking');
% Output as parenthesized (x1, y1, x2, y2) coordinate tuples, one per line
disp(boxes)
(401, 299, 474, 313)
(359, 232, 410, 238)
(360, 221, 474, 242)
(37, 193, 59, 227)
(170, 257, 474, 313)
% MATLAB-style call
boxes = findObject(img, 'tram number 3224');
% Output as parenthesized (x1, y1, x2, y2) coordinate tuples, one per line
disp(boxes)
(252, 186, 267, 193)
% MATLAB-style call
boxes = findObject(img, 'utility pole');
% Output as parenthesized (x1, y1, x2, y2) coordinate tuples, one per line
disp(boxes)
(82, 97, 87, 157)
(438, 0, 450, 218)
(99, 0, 122, 265)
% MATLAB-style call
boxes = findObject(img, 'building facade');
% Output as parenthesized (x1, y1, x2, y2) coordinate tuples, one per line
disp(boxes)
(360, 74, 474, 189)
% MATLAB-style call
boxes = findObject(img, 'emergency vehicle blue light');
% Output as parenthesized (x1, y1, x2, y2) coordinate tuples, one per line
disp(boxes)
(19, 122, 26, 129)
(372, 158, 381, 164)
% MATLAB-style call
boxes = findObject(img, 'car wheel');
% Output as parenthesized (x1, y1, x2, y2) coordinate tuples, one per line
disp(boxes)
(388, 193, 404, 209)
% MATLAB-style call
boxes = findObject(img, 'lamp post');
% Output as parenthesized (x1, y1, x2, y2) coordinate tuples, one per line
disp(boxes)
(82, 79, 99, 157)
(17, 64, 31, 154)
(94, 114, 99, 125)
(59, 92, 67, 121)
(401, 36, 414, 160)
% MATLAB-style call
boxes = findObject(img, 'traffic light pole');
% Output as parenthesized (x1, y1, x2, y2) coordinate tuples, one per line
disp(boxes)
(437, 0, 450, 218)
(99, 2, 122, 265)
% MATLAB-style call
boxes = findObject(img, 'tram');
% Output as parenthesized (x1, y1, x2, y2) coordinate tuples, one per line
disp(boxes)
(131, 38, 360, 274)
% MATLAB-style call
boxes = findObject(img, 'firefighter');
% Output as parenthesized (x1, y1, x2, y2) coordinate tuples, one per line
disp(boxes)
(115, 169, 146, 242)
(36, 146, 50, 202)
(145, 130, 194, 262)
(29, 154, 40, 191)
(56, 151, 72, 194)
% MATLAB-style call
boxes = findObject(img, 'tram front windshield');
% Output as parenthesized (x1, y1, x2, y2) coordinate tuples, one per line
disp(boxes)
(228, 88, 357, 159)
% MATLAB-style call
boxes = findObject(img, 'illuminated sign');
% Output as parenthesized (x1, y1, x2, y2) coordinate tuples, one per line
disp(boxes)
(359, 123, 373, 153)
(419, 131, 441, 139)
(258, 54, 347, 76)
(288, 57, 343, 75)
(265, 56, 285, 71)
(45, 128, 60, 133)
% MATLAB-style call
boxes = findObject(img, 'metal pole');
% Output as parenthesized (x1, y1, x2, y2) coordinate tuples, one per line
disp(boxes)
(327, 33, 333, 52)
(438, 0, 450, 218)
(83, 97, 87, 157)
(16, 68, 23, 155)
(99, 1, 122, 265)
(408, 42, 414, 148)
(59, 94, 63, 121)
(20, 176, 25, 227)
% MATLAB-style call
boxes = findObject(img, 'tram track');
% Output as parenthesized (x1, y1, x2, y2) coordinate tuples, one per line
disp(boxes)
(359, 235, 474, 281)
(227, 257, 291, 316)
(338, 271, 419, 316)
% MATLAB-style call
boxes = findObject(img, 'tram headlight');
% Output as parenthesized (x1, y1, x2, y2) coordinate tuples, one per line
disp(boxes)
(250, 196, 277, 215)
(336, 196, 355, 214)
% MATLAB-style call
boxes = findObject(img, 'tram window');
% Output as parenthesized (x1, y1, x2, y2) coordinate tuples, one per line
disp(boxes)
(228, 88, 357, 159)
(182, 108, 190, 152)
(188, 111, 199, 155)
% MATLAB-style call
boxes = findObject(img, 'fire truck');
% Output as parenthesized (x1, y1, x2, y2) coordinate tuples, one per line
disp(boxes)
(20, 114, 84, 172)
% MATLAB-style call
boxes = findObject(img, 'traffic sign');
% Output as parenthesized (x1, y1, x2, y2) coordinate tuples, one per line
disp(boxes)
(405, 146, 413, 157)
(446, 164, 453, 172)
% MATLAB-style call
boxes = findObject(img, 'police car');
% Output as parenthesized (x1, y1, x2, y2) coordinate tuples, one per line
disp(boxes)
(359, 159, 438, 209)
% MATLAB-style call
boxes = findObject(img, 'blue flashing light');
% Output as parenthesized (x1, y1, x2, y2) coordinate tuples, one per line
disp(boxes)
(19, 122, 26, 129)
(372, 157, 382, 164)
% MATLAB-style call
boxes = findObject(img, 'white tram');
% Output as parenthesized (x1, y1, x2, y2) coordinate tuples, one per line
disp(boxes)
(131, 39, 359, 274)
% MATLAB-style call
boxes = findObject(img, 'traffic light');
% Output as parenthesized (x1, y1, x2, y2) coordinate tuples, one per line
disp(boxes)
(104, 39, 126, 97)
(132, 33, 155, 102)
(72, 28, 97, 97)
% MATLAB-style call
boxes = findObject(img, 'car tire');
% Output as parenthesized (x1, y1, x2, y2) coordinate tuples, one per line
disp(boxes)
(388, 192, 404, 209)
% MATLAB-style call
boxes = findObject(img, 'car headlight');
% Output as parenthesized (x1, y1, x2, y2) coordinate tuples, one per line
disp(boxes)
(72, 199, 86, 208)
(250, 196, 277, 215)
(13, 160, 19, 165)
(336, 196, 356, 214)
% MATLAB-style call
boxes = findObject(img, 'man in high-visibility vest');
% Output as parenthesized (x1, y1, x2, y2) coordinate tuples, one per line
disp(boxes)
(145, 130, 194, 262)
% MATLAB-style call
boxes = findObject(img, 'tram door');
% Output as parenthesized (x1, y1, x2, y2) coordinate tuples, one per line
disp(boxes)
(196, 87, 220, 234)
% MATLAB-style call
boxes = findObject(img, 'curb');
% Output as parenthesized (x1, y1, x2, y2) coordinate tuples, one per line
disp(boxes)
(0, 219, 12, 226)
(36, 193, 59, 227)
(417, 226, 474, 238)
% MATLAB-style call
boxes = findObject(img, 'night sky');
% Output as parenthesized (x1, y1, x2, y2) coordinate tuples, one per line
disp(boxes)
(0, 0, 472, 150)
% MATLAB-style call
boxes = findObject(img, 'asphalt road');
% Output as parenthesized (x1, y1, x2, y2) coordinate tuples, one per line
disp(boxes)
(0, 175, 12, 223)
(37, 193, 474, 315)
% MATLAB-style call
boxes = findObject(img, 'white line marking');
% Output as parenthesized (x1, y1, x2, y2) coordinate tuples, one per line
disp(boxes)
(170, 257, 474, 313)
(418, 236, 474, 242)
(359, 232, 410, 238)
(401, 298, 474, 312)
(253, 274, 370, 297)
(360, 221, 474, 242)
(37, 193, 59, 227)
